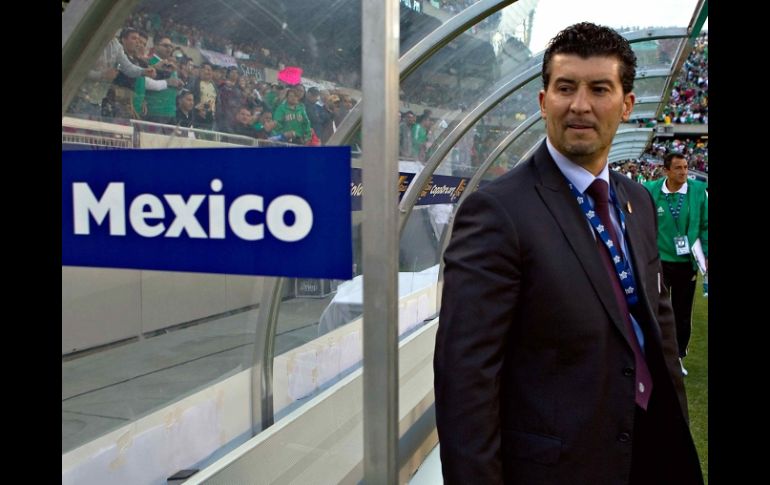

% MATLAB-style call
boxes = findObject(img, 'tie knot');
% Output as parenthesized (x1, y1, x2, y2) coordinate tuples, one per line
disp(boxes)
(587, 179, 609, 203)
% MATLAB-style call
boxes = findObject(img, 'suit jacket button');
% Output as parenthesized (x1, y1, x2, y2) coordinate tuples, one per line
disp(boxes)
(623, 367, 634, 377)
(618, 432, 631, 443)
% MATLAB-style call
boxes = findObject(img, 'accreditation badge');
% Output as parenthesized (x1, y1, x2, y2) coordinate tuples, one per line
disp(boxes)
(674, 235, 690, 256)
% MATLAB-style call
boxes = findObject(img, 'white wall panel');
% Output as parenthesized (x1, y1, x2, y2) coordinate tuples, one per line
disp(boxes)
(141, 271, 228, 333)
(62, 267, 142, 354)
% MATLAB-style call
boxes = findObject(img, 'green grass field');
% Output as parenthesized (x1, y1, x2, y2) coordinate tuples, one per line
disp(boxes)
(686, 274, 708, 483)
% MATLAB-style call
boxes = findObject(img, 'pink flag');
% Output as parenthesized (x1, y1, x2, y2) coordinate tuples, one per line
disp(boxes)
(277, 66, 303, 85)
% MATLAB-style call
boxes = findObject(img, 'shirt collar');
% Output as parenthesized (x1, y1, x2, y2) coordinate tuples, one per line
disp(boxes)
(546, 137, 609, 194)
(662, 178, 689, 194)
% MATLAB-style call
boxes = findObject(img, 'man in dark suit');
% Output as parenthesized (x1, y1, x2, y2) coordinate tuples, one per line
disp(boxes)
(434, 22, 703, 484)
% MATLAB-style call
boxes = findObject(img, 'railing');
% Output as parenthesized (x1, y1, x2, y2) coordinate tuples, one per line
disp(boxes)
(62, 115, 299, 149)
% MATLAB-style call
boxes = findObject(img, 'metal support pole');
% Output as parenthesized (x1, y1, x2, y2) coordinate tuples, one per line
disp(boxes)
(250, 277, 284, 435)
(361, 0, 400, 482)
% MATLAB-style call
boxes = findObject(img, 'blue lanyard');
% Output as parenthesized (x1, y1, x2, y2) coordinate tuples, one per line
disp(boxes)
(567, 181, 639, 306)
(664, 192, 685, 234)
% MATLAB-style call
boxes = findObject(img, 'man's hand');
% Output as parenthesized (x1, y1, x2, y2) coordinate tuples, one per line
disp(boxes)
(101, 68, 119, 81)
(166, 78, 184, 88)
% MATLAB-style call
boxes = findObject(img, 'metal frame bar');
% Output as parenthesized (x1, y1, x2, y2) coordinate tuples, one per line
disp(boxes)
(624, 27, 688, 42)
(250, 277, 284, 434)
(361, 0, 401, 481)
(636, 68, 675, 79)
(635, 96, 663, 104)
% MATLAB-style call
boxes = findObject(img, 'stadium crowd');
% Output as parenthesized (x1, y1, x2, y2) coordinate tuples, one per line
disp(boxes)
(65, 5, 707, 172)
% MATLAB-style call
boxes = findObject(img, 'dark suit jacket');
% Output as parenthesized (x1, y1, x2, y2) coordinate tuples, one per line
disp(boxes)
(434, 142, 703, 484)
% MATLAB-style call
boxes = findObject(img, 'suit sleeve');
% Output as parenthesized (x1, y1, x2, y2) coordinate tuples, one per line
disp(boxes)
(434, 190, 521, 485)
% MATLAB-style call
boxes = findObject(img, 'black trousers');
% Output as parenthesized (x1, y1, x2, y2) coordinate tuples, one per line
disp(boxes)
(661, 261, 697, 358)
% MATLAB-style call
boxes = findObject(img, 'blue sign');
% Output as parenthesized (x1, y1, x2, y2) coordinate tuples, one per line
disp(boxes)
(62, 146, 352, 279)
(350, 168, 470, 211)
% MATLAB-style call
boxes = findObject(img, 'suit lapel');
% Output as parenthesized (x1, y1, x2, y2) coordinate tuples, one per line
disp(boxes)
(531, 144, 634, 346)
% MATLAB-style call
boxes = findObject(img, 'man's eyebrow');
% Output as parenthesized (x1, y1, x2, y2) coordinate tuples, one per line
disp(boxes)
(552, 77, 615, 85)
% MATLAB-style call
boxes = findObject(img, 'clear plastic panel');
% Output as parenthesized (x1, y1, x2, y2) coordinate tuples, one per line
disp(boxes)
(481, 119, 546, 182)
(398, 88, 545, 338)
(633, 76, 667, 99)
(62, 269, 265, 453)
(401, 0, 484, 53)
(64, 0, 484, 145)
(399, 1, 540, 162)
(63, 0, 371, 469)
(64, 0, 368, 147)
(631, 39, 683, 72)
(431, 77, 542, 179)
(268, 0, 513, 408)
(629, 101, 660, 120)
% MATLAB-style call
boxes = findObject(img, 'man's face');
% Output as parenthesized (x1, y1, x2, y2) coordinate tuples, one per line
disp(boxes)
(406, 113, 416, 125)
(136, 36, 148, 58)
(155, 38, 174, 59)
(261, 112, 276, 131)
(200, 64, 213, 81)
(665, 156, 689, 186)
(180, 93, 194, 112)
(122, 32, 141, 56)
(539, 54, 635, 171)
(236, 108, 252, 125)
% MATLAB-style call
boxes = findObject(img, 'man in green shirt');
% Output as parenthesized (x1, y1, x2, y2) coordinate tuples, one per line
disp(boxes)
(144, 35, 184, 124)
(644, 152, 708, 375)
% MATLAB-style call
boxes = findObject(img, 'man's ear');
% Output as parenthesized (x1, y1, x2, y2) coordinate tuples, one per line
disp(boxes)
(621, 92, 636, 122)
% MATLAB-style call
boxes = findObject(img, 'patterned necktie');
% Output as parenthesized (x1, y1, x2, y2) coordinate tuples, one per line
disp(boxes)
(586, 179, 653, 410)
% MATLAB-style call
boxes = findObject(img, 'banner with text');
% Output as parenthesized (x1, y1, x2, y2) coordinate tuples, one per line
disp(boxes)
(350, 167, 469, 211)
(63, 146, 352, 279)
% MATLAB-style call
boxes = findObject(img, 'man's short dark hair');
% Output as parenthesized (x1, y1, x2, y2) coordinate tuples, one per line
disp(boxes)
(664, 152, 687, 169)
(307, 87, 320, 96)
(120, 27, 139, 40)
(542, 22, 637, 94)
